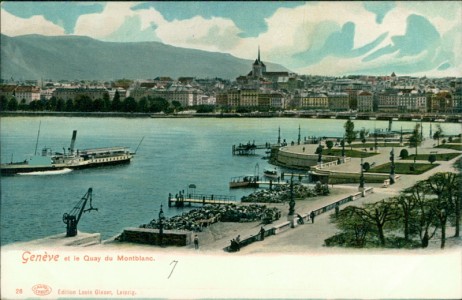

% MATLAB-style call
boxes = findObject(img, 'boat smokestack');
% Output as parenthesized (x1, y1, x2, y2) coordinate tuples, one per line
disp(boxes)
(69, 130, 77, 154)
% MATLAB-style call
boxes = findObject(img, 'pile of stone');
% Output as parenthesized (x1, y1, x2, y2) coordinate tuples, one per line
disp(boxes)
(140, 204, 281, 232)
(241, 183, 328, 203)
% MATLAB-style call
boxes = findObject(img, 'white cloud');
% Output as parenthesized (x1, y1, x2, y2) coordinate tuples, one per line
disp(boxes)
(2, 1, 460, 76)
(74, 2, 137, 38)
(154, 16, 242, 52)
(0, 8, 65, 36)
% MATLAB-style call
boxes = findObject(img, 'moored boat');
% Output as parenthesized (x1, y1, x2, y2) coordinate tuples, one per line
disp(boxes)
(263, 168, 278, 179)
(229, 175, 259, 189)
(1, 130, 134, 176)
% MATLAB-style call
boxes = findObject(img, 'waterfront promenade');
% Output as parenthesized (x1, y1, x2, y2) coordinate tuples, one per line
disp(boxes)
(4, 137, 460, 253)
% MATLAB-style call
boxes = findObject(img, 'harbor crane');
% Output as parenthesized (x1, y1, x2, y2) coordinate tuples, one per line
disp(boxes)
(62, 188, 98, 237)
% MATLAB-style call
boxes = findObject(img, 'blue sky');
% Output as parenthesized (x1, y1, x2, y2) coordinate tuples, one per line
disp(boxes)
(1, 1, 461, 77)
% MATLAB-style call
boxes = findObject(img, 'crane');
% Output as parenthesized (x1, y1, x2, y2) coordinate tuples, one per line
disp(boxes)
(62, 188, 98, 237)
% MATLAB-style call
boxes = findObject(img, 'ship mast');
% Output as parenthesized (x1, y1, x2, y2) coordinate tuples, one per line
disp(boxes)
(34, 121, 41, 156)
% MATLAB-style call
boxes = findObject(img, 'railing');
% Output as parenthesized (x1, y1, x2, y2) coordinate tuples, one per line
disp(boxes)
(224, 187, 374, 252)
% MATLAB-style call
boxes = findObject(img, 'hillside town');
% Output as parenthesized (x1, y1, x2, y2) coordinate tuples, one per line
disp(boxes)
(1, 49, 462, 115)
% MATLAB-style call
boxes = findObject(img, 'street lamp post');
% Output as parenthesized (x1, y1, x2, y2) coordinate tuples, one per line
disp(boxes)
(288, 175, 295, 228)
(358, 157, 365, 191)
(158, 204, 165, 246)
(389, 147, 395, 184)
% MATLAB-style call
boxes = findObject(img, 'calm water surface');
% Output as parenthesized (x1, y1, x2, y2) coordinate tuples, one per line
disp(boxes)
(1, 116, 460, 245)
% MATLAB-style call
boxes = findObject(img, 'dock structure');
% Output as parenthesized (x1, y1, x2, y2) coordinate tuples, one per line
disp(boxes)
(280, 172, 310, 181)
(232, 142, 272, 155)
(168, 193, 236, 207)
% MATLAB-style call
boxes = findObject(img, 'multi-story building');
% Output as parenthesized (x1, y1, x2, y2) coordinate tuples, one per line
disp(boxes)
(327, 92, 349, 111)
(240, 89, 259, 107)
(14, 86, 41, 104)
(294, 92, 328, 110)
(357, 91, 373, 112)
(429, 91, 453, 113)
(0, 85, 17, 101)
(397, 90, 427, 113)
(269, 92, 285, 109)
(377, 89, 399, 112)
(452, 88, 462, 113)
(53, 87, 108, 102)
(377, 89, 426, 113)
(149, 83, 203, 107)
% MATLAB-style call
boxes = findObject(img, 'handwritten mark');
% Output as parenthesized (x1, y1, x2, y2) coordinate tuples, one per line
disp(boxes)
(168, 260, 178, 279)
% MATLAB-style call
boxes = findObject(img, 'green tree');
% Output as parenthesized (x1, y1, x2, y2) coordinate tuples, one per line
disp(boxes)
(399, 148, 409, 159)
(409, 123, 422, 148)
(349, 199, 400, 246)
(111, 90, 122, 112)
(390, 195, 417, 242)
(56, 98, 65, 111)
(327, 205, 373, 247)
(47, 96, 57, 111)
(428, 154, 436, 164)
(102, 92, 111, 112)
(409, 124, 422, 169)
(74, 95, 93, 112)
(0, 95, 7, 110)
(325, 140, 334, 153)
(65, 99, 74, 111)
(433, 124, 443, 146)
(426, 172, 460, 248)
(344, 119, 356, 150)
(403, 181, 438, 248)
(122, 97, 137, 112)
(359, 128, 368, 148)
(137, 97, 149, 113)
(171, 100, 182, 112)
(18, 99, 27, 110)
(92, 98, 104, 112)
(150, 97, 169, 113)
(7, 97, 18, 111)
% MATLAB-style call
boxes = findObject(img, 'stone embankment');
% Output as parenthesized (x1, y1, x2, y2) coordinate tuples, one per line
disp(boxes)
(139, 204, 281, 232)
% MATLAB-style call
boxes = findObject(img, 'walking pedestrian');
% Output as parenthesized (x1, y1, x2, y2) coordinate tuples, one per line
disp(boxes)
(310, 211, 315, 223)
(235, 235, 241, 251)
(259, 227, 265, 241)
(194, 234, 199, 249)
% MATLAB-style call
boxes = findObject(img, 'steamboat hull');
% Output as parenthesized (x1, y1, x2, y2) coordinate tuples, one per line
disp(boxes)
(1, 154, 132, 176)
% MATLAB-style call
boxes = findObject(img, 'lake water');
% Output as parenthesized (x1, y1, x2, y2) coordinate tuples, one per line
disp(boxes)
(1, 116, 460, 245)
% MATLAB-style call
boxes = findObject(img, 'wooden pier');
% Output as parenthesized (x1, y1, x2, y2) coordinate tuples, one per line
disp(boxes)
(232, 142, 272, 155)
(168, 193, 236, 207)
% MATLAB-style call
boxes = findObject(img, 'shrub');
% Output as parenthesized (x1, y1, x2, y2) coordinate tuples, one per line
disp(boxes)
(428, 154, 436, 164)
(449, 136, 453, 143)
(399, 149, 409, 159)
(362, 162, 371, 171)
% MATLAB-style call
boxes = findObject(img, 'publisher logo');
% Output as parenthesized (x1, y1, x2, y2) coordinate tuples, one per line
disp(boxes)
(32, 284, 52, 296)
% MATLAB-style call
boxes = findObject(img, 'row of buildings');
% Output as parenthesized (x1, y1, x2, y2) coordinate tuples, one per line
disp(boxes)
(1, 50, 461, 114)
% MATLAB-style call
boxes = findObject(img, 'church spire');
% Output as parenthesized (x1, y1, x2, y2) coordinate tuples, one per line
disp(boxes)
(258, 45, 260, 62)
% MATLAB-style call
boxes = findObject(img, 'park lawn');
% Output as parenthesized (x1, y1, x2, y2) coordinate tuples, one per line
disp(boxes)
(435, 144, 462, 151)
(325, 148, 378, 158)
(368, 162, 439, 175)
(401, 152, 461, 161)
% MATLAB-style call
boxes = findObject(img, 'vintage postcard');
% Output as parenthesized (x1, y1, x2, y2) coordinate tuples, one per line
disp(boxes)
(1, 1, 461, 299)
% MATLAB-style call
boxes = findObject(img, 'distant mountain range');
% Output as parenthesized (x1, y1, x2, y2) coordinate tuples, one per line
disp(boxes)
(0, 34, 289, 81)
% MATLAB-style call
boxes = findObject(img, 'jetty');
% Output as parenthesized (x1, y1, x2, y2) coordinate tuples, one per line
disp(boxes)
(168, 193, 236, 207)
(232, 142, 272, 155)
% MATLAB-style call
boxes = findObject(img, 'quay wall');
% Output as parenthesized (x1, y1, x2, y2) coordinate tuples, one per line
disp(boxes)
(119, 227, 192, 246)
(275, 147, 338, 169)
(225, 187, 374, 252)
(311, 169, 390, 184)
